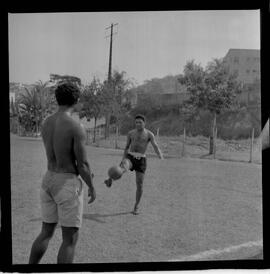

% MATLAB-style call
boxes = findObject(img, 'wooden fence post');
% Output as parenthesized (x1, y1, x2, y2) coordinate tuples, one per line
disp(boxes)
(182, 127, 186, 157)
(86, 129, 89, 145)
(115, 126, 119, 149)
(213, 127, 217, 159)
(249, 128, 254, 163)
(96, 127, 100, 147)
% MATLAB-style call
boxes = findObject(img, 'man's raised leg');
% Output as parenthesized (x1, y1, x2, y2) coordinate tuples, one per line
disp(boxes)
(29, 222, 57, 264)
(57, 226, 79, 264)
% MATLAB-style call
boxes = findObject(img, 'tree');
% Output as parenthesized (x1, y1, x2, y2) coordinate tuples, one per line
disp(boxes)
(109, 70, 133, 143)
(80, 78, 105, 143)
(179, 59, 242, 154)
(10, 96, 21, 134)
(103, 70, 133, 140)
(10, 97, 18, 118)
(17, 81, 53, 136)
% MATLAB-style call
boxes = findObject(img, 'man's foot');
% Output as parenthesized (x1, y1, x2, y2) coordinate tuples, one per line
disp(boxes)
(132, 207, 140, 215)
(104, 178, 113, 187)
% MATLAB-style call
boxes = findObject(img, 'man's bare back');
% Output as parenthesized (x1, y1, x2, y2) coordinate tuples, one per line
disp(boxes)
(41, 112, 80, 174)
(29, 83, 95, 264)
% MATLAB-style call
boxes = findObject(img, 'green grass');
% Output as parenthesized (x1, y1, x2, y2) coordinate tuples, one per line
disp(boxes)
(10, 134, 262, 263)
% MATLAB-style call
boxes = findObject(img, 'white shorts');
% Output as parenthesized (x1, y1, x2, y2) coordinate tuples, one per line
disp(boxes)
(40, 171, 84, 228)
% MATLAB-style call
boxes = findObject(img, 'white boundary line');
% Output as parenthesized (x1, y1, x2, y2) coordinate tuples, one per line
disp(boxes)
(169, 240, 263, 261)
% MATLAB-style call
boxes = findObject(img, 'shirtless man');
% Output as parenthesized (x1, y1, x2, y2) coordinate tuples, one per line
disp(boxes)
(28, 83, 96, 264)
(105, 114, 163, 215)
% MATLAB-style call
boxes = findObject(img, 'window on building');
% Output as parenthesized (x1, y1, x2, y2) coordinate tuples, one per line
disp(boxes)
(253, 69, 257, 73)
(246, 69, 250, 74)
(247, 57, 250, 62)
(234, 57, 239, 63)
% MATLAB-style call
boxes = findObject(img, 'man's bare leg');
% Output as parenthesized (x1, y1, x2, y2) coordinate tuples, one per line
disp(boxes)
(57, 226, 79, 264)
(29, 222, 57, 264)
(132, 172, 144, 215)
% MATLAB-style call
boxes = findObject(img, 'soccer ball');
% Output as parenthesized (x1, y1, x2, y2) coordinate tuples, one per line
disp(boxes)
(108, 165, 123, 180)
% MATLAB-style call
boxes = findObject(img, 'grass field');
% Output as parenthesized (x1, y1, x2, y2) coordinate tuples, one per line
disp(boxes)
(10, 134, 263, 263)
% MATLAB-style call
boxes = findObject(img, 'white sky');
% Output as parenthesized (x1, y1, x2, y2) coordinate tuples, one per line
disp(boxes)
(8, 10, 260, 86)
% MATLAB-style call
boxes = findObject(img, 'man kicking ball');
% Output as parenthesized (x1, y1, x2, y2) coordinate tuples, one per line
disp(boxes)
(105, 114, 163, 215)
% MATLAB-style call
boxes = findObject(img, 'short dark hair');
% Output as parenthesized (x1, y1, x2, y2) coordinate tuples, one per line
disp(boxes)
(135, 114, 146, 122)
(55, 83, 80, 106)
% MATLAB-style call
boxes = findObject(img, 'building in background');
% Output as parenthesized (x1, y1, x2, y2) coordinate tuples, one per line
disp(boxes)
(223, 49, 260, 84)
(130, 49, 260, 109)
(9, 82, 22, 101)
(9, 82, 35, 101)
(223, 49, 261, 106)
(9, 91, 15, 104)
(129, 75, 188, 108)
(9, 83, 23, 114)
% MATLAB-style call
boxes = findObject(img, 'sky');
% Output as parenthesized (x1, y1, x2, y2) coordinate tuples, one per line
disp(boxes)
(8, 10, 260, 86)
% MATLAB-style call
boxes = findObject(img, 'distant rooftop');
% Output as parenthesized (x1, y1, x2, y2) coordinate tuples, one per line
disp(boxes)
(228, 48, 260, 51)
(225, 48, 260, 57)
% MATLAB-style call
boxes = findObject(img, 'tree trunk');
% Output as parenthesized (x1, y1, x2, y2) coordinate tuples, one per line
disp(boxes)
(104, 115, 107, 139)
(107, 114, 111, 139)
(105, 113, 110, 139)
(181, 127, 186, 157)
(93, 117, 97, 143)
(36, 112, 39, 137)
(209, 112, 216, 154)
(249, 128, 255, 163)
(17, 117, 20, 136)
(115, 120, 119, 149)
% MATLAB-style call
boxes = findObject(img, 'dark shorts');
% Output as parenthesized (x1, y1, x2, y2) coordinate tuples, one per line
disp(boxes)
(126, 153, 147, 174)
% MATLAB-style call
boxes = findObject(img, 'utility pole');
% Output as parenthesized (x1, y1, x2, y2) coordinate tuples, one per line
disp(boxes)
(105, 23, 118, 138)
(106, 23, 118, 82)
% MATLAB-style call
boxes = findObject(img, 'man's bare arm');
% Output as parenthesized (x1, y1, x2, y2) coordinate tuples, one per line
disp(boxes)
(149, 132, 164, 159)
(73, 124, 96, 203)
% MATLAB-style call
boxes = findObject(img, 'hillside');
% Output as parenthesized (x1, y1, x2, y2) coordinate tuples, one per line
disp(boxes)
(131, 74, 185, 94)
(124, 74, 261, 140)
(120, 106, 261, 140)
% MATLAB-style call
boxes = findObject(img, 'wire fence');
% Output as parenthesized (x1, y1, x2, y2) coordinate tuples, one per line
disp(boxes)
(10, 115, 262, 164)
(84, 126, 262, 164)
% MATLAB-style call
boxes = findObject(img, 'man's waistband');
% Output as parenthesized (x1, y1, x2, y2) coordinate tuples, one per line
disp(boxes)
(128, 152, 146, 159)
(46, 170, 79, 178)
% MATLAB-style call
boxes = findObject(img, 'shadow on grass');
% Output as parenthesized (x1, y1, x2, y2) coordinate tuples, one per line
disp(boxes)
(28, 217, 61, 228)
(199, 153, 212, 159)
(29, 211, 132, 225)
(103, 152, 181, 160)
(11, 135, 42, 142)
(199, 153, 262, 165)
(83, 211, 132, 223)
(20, 138, 42, 142)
